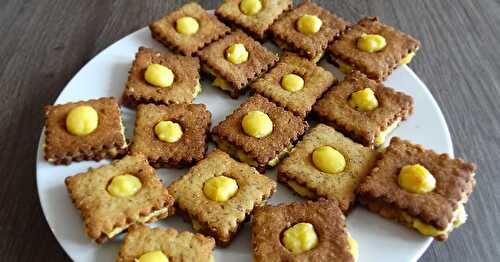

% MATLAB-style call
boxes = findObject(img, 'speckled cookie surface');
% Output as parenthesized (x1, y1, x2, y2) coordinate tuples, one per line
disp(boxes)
(313, 71, 413, 148)
(197, 31, 278, 95)
(270, 0, 348, 60)
(251, 52, 336, 117)
(358, 137, 476, 231)
(212, 95, 308, 167)
(117, 225, 215, 262)
(44, 97, 127, 165)
(122, 47, 200, 107)
(64, 155, 175, 243)
(150, 2, 230, 56)
(215, 0, 292, 39)
(130, 103, 211, 168)
(328, 16, 420, 81)
(252, 199, 354, 262)
(277, 124, 377, 212)
(168, 149, 277, 246)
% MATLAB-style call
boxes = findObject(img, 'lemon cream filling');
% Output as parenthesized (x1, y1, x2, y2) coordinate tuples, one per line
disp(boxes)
(347, 233, 359, 261)
(241, 111, 273, 138)
(400, 51, 417, 65)
(193, 80, 202, 97)
(136, 250, 169, 262)
(348, 88, 379, 112)
(374, 119, 401, 146)
(144, 64, 175, 88)
(240, 0, 262, 16)
(202, 65, 233, 92)
(104, 207, 170, 238)
(401, 201, 467, 237)
(297, 15, 322, 34)
(286, 180, 317, 199)
(312, 146, 346, 174)
(203, 176, 239, 202)
(66, 105, 99, 136)
(213, 136, 292, 167)
(357, 33, 387, 53)
(282, 222, 318, 254)
(176, 16, 199, 36)
(154, 120, 183, 143)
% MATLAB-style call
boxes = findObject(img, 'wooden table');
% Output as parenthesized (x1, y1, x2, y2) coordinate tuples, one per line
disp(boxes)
(1, 0, 498, 261)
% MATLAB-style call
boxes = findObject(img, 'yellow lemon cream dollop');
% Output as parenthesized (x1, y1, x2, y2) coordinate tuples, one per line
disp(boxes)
(226, 43, 249, 64)
(297, 15, 322, 34)
(400, 52, 416, 65)
(348, 88, 379, 112)
(281, 73, 304, 92)
(144, 64, 174, 88)
(347, 233, 359, 261)
(312, 146, 346, 174)
(154, 121, 183, 143)
(107, 174, 142, 197)
(137, 250, 169, 262)
(357, 33, 387, 53)
(203, 176, 239, 202)
(66, 105, 99, 136)
(398, 164, 436, 194)
(176, 16, 199, 35)
(282, 223, 318, 254)
(241, 110, 273, 138)
(239, 0, 262, 15)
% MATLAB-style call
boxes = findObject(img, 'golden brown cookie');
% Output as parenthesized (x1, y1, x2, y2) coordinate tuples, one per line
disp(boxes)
(277, 124, 378, 212)
(129, 103, 211, 168)
(122, 47, 201, 108)
(215, 0, 292, 39)
(313, 71, 413, 148)
(270, 0, 349, 62)
(150, 2, 230, 56)
(250, 52, 336, 117)
(328, 16, 420, 81)
(44, 97, 127, 165)
(65, 155, 175, 243)
(252, 199, 355, 262)
(358, 137, 476, 241)
(168, 149, 277, 246)
(117, 225, 215, 262)
(212, 95, 308, 172)
(197, 30, 279, 98)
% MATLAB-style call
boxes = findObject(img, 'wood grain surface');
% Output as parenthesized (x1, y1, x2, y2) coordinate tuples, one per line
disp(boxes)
(0, 0, 498, 261)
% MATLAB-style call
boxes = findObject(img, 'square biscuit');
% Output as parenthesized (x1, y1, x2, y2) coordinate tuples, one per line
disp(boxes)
(328, 16, 420, 81)
(117, 225, 215, 262)
(198, 31, 279, 98)
(130, 103, 211, 168)
(313, 71, 413, 148)
(277, 124, 378, 212)
(122, 47, 201, 108)
(150, 2, 230, 56)
(215, 0, 292, 39)
(168, 149, 277, 246)
(252, 199, 355, 262)
(358, 137, 476, 240)
(250, 52, 336, 117)
(44, 97, 127, 165)
(270, 0, 349, 61)
(65, 155, 175, 243)
(212, 95, 308, 172)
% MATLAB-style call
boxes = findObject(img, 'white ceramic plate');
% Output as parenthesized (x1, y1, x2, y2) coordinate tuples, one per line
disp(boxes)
(36, 22, 453, 262)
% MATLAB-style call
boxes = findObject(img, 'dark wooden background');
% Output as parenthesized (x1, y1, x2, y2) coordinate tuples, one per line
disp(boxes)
(1, 0, 498, 261)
